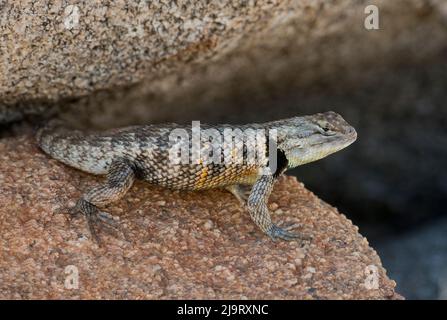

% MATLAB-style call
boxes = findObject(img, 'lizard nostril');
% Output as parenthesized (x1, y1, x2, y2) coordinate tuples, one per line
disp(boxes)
(347, 127, 357, 137)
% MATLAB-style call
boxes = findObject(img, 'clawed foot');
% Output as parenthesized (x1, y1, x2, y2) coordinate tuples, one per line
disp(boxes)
(85, 208, 121, 244)
(58, 199, 122, 244)
(53, 202, 79, 219)
(266, 223, 312, 242)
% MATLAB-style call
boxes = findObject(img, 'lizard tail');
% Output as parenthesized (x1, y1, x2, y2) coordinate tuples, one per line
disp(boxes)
(36, 119, 111, 175)
(36, 119, 80, 154)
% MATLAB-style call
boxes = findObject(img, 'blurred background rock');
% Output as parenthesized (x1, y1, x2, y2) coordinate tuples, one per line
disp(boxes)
(1, 0, 447, 298)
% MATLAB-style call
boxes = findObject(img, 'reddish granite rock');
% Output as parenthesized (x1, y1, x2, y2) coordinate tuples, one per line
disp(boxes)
(0, 136, 402, 299)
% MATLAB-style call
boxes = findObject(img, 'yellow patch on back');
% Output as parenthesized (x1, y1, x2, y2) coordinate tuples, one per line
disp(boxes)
(195, 161, 209, 189)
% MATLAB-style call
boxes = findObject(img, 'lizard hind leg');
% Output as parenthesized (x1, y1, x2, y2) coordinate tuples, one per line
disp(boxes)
(73, 159, 136, 243)
(225, 184, 252, 205)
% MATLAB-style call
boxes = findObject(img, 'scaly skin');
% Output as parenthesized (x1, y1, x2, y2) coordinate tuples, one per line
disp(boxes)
(36, 111, 357, 242)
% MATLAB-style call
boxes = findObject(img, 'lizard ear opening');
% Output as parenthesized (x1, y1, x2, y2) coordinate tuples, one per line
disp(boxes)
(272, 149, 289, 178)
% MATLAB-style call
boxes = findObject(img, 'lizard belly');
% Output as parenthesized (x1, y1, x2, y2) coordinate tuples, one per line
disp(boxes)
(140, 163, 260, 190)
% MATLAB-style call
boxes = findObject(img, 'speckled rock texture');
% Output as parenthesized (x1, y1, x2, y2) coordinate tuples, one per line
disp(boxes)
(0, 136, 401, 299)
(1, 0, 447, 125)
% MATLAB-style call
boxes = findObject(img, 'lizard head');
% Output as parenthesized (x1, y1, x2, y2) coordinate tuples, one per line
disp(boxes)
(274, 111, 357, 168)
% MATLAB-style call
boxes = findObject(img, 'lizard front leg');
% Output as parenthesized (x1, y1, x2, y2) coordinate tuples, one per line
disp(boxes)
(247, 174, 311, 241)
(73, 159, 135, 242)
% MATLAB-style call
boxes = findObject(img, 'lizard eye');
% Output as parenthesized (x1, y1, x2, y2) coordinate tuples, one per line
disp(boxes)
(316, 121, 329, 131)
(317, 123, 336, 136)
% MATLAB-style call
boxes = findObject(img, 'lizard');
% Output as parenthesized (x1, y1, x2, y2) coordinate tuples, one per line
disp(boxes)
(36, 111, 357, 242)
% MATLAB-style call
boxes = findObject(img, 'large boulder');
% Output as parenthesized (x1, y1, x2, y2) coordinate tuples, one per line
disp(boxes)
(0, 136, 401, 299)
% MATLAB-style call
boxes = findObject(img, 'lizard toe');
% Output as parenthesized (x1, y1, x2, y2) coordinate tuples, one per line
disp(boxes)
(267, 224, 312, 242)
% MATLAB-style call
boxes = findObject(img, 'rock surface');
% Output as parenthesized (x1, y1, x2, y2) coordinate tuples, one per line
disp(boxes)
(0, 136, 401, 299)
(2, 0, 447, 125)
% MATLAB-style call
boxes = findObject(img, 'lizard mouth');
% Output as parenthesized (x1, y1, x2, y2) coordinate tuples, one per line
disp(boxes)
(286, 127, 357, 167)
(346, 126, 357, 141)
(309, 127, 357, 148)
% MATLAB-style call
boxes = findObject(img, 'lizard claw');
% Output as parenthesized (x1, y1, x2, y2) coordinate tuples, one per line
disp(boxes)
(85, 208, 121, 244)
(95, 210, 120, 228)
(267, 223, 312, 242)
(52, 204, 81, 222)
(69, 199, 122, 244)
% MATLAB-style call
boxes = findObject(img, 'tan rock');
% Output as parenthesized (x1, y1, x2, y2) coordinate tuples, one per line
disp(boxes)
(0, 136, 402, 299)
(1, 0, 446, 126)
